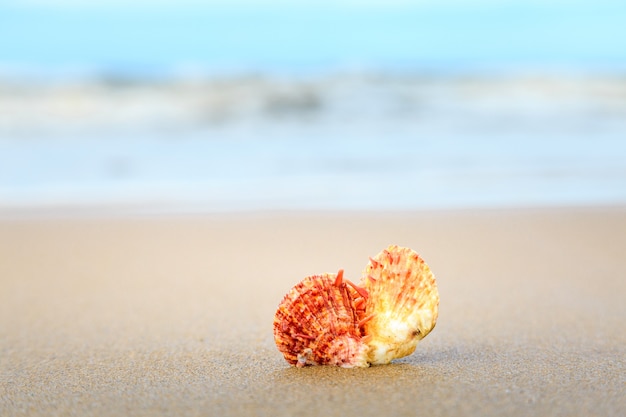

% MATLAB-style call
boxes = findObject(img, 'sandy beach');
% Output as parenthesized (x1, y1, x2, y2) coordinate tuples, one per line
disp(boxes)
(1, 207, 625, 416)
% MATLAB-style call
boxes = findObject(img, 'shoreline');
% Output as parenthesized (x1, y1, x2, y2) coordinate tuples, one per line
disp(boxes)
(2, 201, 626, 220)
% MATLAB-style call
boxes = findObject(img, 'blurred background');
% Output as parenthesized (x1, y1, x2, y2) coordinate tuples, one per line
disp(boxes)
(1, 0, 625, 213)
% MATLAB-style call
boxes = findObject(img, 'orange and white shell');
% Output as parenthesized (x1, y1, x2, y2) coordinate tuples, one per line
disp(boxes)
(273, 245, 439, 367)
(360, 245, 439, 365)
(273, 270, 370, 368)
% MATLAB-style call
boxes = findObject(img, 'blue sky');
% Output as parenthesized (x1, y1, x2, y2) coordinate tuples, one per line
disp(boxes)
(1, 0, 625, 75)
(3, 0, 624, 12)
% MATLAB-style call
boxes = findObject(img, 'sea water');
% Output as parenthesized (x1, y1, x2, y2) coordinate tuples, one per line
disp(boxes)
(1, 2, 625, 213)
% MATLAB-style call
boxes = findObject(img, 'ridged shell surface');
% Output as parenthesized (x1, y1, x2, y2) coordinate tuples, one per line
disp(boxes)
(273, 272, 369, 368)
(361, 245, 439, 365)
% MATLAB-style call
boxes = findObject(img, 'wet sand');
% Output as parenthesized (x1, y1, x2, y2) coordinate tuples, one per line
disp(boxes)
(1, 207, 625, 416)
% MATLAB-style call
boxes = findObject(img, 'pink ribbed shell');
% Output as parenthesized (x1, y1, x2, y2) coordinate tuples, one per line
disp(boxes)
(273, 271, 369, 368)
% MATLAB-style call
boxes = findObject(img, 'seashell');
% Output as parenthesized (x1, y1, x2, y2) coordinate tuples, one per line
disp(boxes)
(273, 270, 370, 368)
(273, 246, 439, 367)
(360, 245, 439, 365)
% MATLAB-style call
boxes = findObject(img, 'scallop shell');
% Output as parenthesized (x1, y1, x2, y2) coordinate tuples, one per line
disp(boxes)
(360, 245, 439, 365)
(273, 246, 439, 367)
(273, 270, 370, 368)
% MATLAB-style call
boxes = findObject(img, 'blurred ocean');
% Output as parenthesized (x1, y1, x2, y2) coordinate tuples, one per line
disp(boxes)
(1, 1, 625, 213)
